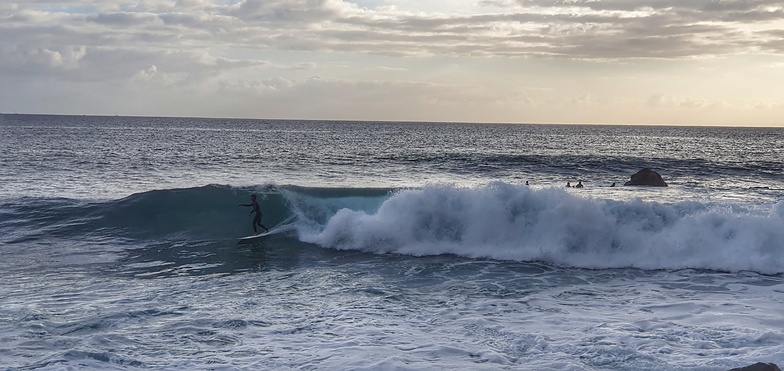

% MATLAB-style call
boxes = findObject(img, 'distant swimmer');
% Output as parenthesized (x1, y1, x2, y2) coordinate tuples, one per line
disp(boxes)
(566, 182, 572, 187)
(239, 194, 269, 234)
(575, 181, 584, 188)
(610, 182, 616, 187)
(525, 181, 529, 186)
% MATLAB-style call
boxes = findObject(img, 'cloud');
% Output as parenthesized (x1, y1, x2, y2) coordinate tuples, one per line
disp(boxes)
(4, 0, 783, 63)
(134, 64, 158, 81)
(647, 94, 726, 109)
(87, 11, 159, 26)
(229, 0, 358, 23)
(370, 66, 408, 72)
(2, 0, 784, 125)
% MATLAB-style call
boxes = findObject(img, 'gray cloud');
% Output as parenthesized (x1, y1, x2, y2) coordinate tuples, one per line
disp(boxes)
(2, 0, 784, 124)
(230, 0, 349, 23)
(4, 0, 782, 63)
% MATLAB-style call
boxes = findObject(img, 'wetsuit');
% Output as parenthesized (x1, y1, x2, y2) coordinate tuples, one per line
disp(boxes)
(241, 200, 269, 233)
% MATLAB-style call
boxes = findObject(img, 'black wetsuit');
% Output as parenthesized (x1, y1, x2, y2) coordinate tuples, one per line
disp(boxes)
(241, 200, 269, 233)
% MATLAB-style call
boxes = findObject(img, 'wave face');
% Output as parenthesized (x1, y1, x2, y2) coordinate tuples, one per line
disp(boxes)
(3, 183, 783, 274)
(2, 185, 290, 243)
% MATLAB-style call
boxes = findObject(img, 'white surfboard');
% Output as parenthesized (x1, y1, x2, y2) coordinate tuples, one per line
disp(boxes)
(237, 216, 296, 244)
(238, 231, 273, 243)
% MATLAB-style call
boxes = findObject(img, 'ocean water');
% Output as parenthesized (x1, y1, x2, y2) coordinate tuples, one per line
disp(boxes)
(1, 114, 783, 370)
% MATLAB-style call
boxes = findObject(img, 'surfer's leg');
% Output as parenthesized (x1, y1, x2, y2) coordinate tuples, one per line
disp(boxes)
(253, 213, 268, 232)
(253, 215, 262, 233)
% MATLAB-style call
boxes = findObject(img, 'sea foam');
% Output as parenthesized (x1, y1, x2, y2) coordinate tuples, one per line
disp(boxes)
(298, 183, 784, 274)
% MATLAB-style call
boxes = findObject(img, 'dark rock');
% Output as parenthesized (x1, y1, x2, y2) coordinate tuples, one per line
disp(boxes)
(729, 362, 781, 371)
(623, 168, 668, 187)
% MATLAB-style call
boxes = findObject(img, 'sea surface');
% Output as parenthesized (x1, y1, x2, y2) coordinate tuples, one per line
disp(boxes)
(1, 114, 783, 370)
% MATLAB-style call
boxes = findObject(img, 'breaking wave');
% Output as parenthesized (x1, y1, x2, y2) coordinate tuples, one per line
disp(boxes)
(2, 183, 783, 274)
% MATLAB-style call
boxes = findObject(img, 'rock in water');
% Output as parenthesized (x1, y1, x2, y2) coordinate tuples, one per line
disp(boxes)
(623, 168, 668, 187)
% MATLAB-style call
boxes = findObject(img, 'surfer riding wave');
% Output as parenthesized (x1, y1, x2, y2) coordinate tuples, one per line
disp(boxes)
(239, 194, 269, 234)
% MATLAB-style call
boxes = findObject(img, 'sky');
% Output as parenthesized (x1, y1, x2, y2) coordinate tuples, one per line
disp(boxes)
(1, 0, 784, 126)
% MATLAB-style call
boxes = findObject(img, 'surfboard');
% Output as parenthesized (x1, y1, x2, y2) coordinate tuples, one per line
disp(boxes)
(238, 231, 273, 244)
(237, 215, 296, 244)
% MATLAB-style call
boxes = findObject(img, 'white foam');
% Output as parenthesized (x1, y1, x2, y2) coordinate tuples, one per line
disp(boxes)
(298, 183, 784, 274)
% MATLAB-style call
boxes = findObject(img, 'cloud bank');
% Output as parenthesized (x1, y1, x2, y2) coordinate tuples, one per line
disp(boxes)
(1, 0, 783, 125)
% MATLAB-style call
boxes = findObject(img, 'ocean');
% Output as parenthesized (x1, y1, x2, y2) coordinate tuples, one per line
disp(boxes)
(1, 114, 782, 370)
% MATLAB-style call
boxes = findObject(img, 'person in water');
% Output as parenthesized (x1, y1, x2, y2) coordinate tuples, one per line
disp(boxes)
(239, 194, 269, 234)
(575, 181, 584, 188)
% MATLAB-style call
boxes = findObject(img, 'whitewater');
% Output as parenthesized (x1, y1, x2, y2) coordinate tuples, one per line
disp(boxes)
(1, 114, 783, 370)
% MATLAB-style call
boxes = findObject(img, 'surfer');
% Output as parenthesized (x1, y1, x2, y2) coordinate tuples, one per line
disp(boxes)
(239, 194, 269, 234)
(575, 181, 584, 188)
